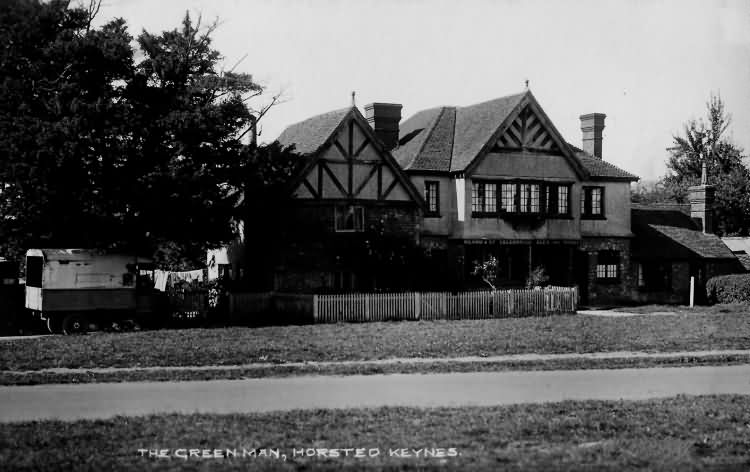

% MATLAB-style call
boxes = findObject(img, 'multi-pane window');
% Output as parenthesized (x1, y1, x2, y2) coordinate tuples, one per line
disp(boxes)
(519, 183, 541, 213)
(471, 182, 496, 213)
(484, 183, 497, 213)
(546, 184, 570, 216)
(473, 181, 571, 216)
(582, 187, 604, 217)
(334, 205, 365, 232)
(471, 182, 484, 213)
(557, 186, 569, 214)
(500, 183, 516, 212)
(596, 251, 619, 281)
(424, 181, 439, 215)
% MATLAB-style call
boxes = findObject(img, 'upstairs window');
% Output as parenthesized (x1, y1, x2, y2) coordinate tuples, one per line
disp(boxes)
(500, 183, 517, 212)
(335, 205, 365, 232)
(424, 181, 440, 215)
(596, 251, 619, 281)
(581, 186, 604, 218)
(471, 182, 496, 214)
(519, 183, 541, 213)
(546, 184, 571, 216)
(557, 185, 569, 215)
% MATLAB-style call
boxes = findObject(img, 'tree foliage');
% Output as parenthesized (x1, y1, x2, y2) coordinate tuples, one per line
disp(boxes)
(0, 1, 294, 266)
(661, 94, 750, 235)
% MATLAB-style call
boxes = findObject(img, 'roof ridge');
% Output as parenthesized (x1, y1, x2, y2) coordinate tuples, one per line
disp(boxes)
(456, 91, 527, 111)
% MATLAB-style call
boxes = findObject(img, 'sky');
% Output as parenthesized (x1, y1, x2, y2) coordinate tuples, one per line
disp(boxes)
(94, 0, 750, 181)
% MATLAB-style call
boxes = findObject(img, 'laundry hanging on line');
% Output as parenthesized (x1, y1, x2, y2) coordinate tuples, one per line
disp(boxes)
(153, 269, 205, 291)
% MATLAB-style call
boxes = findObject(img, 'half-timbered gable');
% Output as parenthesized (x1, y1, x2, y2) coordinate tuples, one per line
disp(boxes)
(283, 108, 422, 205)
(270, 106, 424, 292)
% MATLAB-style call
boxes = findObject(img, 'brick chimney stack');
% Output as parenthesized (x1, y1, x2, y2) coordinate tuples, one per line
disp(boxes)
(365, 103, 402, 152)
(580, 113, 606, 159)
(689, 165, 715, 234)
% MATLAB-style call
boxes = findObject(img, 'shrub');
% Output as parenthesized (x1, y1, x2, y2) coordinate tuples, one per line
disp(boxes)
(706, 273, 750, 304)
(526, 266, 549, 289)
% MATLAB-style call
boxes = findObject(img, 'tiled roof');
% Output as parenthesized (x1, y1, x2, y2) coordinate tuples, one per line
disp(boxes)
(276, 107, 351, 155)
(393, 107, 445, 169)
(632, 206, 736, 260)
(632, 206, 695, 229)
(450, 93, 526, 172)
(394, 93, 525, 173)
(736, 254, 750, 271)
(649, 225, 736, 259)
(395, 91, 637, 180)
(569, 144, 639, 181)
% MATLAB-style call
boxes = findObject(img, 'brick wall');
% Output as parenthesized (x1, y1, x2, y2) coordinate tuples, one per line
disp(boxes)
(579, 237, 634, 305)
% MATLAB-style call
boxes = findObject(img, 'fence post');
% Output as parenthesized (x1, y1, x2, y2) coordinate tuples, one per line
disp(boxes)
(313, 294, 318, 322)
(414, 292, 420, 320)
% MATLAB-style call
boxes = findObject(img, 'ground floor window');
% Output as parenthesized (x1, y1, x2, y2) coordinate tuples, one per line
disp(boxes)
(596, 251, 619, 281)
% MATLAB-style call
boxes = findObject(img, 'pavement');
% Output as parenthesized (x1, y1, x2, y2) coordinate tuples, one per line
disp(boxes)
(5, 348, 750, 375)
(1, 365, 750, 422)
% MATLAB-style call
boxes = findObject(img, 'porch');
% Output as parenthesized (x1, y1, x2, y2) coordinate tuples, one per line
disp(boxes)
(462, 239, 580, 288)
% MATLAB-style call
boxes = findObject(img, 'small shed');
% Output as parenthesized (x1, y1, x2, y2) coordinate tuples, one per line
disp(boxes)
(631, 206, 744, 304)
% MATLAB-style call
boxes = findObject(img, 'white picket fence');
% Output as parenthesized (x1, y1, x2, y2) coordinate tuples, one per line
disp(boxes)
(312, 286, 577, 323)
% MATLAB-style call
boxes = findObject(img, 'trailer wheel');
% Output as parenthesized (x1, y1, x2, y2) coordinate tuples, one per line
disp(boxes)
(62, 314, 88, 335)
(46, 316, 62, 335)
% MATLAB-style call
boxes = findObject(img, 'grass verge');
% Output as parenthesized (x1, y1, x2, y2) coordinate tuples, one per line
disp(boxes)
(3, 354, 750, 386)
(2, 311, 750, 371)
(1, 395, 750, 470)
(610, 303, 749, 315)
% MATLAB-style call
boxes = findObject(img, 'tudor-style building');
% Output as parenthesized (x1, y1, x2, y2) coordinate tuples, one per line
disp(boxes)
(372, 90, 640, 303)
(272, 90, 641, 301)
(273, 105, 425, 292)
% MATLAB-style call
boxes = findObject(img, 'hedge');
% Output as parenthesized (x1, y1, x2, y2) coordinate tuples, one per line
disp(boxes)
(706, 273, 750, 304)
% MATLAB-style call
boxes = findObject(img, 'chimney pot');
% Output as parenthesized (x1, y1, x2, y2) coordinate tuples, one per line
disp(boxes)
(365, 102, 402, 152)
(580, 113, 606, 159)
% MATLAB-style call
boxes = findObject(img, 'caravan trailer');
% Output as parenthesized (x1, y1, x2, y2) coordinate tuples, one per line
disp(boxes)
(25, 249, 166, 334)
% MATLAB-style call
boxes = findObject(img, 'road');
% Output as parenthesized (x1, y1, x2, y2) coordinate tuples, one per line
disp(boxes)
(1, 365, 749, 422)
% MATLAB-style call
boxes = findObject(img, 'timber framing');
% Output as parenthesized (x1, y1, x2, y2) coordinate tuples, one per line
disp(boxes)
(464, 92, 589, 180)
(286, 107, 426, 208)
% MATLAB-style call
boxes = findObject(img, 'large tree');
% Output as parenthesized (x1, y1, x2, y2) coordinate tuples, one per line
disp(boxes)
(661, 94, 750, 235)
(0, 1, 293, 267)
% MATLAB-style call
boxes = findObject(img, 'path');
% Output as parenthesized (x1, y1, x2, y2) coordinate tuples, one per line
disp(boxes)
(2, 365, 750, 422)
(578, 309, 680, 317)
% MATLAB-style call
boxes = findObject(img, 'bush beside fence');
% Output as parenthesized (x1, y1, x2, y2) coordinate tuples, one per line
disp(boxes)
(706, 274, 750, 304)
(229, 287, 577, 325)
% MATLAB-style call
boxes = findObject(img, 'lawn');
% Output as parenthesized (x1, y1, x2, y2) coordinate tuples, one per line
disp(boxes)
(612, 303, 750, 315)
(2, 311, 750, 371)
(1, 395, 750, 470)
